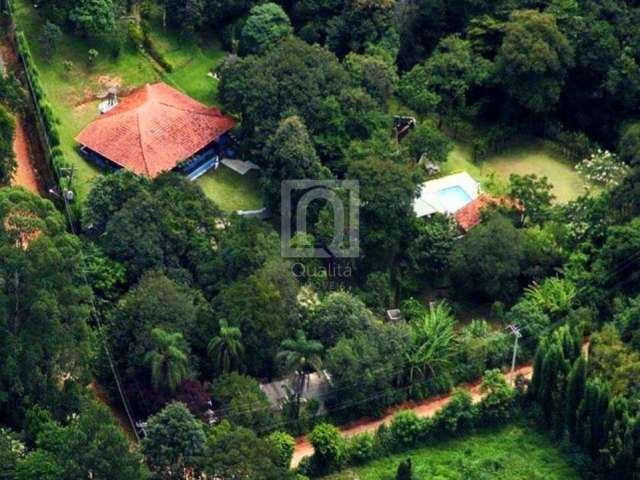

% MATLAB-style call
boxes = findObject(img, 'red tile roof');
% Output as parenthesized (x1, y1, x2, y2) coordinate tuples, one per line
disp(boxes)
(455, 194, 515, 232)
(75, 83, 235, 177)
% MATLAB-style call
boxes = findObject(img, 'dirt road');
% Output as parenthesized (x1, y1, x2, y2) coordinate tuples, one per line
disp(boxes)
(291, 365, 533, 468)
(11, 115, 41, 193)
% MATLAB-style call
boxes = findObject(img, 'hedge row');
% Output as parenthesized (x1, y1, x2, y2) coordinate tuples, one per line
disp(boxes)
(141, 22, 174, 73)
(14, 30, 78, 197)
(301, 371, 522, 477)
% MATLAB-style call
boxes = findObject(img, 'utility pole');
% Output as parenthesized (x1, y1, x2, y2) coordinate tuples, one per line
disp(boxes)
(506, 324, 522, 384)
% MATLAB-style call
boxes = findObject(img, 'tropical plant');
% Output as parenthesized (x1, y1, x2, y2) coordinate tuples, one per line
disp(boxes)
(277, 330, 323, 417)
(406, 301, 456, 389)
(145, 328, 190, 392)
(208, 319, 244, 373)
(524, 277, 577, 317)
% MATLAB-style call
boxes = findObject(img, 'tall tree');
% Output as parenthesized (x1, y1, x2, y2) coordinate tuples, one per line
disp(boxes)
(496, 10, 574, 113)
(240, 3, 293, 55)
(565, 356, 587, 442)
(277, 330, 323, 418)
(208, 319, 244, 374)
(145, 328, 190, 393)
(141, 402, 206, 480)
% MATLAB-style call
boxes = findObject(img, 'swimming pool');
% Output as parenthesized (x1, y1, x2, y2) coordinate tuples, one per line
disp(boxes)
(437, 185, 473, 213)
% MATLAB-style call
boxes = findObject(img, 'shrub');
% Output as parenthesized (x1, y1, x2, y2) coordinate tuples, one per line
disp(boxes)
(309, 423, 345, 474)
(575, 148, 630, 188)
(347, 433, 375, 465)
(396, 458, 413, 480)
(432, 390, 475, 435)
(267, 431, 295, 468)
(87, 48, 99, 66)
(389, 411, 423, 449)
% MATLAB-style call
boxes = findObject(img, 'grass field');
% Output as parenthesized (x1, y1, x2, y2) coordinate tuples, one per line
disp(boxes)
(195, 166, 263, 212)
(441, 140, 589, 203)
(322, 423, 581, 480)
(12, 0, 258, 210)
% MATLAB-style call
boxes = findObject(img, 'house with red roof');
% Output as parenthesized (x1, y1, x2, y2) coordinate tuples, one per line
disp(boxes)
(75, 82, 235, 180)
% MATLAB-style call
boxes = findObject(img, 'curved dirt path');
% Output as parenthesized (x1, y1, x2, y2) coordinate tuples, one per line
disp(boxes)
(291, 365, 533, 468)
(11, 115, 41, 193)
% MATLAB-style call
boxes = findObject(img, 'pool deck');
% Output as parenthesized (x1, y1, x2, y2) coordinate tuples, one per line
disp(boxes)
(414, 172, 480, 217)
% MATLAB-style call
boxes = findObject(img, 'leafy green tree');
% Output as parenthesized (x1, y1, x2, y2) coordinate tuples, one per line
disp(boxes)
(163, 0, 206, 34)
(594, 217, 640, 297)
(208, 319, 244, 374)
(0, 105, 16, 184)
(345, 52, 398, 105)
(141, 402, 206, 480)
(348, 157, 419, 273)
(326, 323, 410, 420)
(266, 431, 295, 468)
(508, 174, 555, 226)
(83, 170, 150, 236)
(619, 122, 640, 165)
(240, 3, 293, 55)
(399, 35, 492, 118)
(210, 373, 275, 432)
(450, 214, 525, 303)
(0, 189, 92, 426)
(213, 259, 299, 377)
(69, 0, 117, 38)
(277, 330, 323, 418)
(202, 421, 295, 480)
(145, 328, 190, 393)
(32, 401, 149, 480)
(39, 21, 62, 58)
(496, 10, 574, 113)
(407, 214, 457, 279)
(403, 120, 453, 163)
(309, 291, 373, 348)
(326, 0, 396, 57)
(261, 116, 331, 212)
(15, 450, 63, 480)
(218, 37, 351, 152)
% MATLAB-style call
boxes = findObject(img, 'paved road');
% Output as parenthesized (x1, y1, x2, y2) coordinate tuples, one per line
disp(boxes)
(291, 365, 533, 468)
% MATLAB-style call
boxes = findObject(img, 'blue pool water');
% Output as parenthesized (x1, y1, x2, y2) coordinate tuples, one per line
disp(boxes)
(437, 186, 472, 213)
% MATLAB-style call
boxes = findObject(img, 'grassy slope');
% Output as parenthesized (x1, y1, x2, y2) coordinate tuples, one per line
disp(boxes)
(13, 1, 261, 211)
(322, 424, 581, 480)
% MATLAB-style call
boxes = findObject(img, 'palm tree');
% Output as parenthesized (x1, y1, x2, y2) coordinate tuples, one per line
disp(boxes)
(277, 330, 323, 416)
(406, 301, 456, 390)
(145, 328, 189, 393)
(208, 319, 244, 373)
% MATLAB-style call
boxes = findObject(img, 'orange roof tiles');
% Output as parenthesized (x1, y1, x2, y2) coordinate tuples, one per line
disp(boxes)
(454, 194, 515, 232)
(75, 83, 235, 177)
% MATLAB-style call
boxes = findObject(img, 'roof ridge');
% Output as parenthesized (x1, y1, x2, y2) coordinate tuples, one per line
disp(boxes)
(155, 100, 221, 117)
(135, 109, 151, 176)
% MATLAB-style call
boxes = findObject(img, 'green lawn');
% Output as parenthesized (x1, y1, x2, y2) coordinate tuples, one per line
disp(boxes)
(441, 140, 589, 203)
(195, 166, 263, 212)
(146, 10, 227, 105)
(13, 0, 258, 210)
(322, 424, 581, 480)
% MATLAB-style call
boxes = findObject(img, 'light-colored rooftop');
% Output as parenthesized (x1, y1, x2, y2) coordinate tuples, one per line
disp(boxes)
(414, 172, 480, 217)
